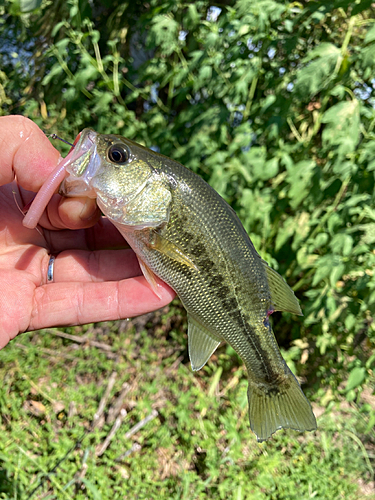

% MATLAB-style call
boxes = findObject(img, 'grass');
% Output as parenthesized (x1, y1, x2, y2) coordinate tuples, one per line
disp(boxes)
(0, 300, 374, 499)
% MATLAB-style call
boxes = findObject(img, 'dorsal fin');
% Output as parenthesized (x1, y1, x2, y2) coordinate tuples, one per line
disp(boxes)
(262, 262, 302, 316)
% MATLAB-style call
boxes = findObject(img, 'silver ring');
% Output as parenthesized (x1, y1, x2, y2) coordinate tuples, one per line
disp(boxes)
(47, 255, 56, 283)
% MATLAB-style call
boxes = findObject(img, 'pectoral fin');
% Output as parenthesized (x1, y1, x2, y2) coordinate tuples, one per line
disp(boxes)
(150, 232, 199, 271)
(263, 262, 302, 316)
(188, 315, 222, 371)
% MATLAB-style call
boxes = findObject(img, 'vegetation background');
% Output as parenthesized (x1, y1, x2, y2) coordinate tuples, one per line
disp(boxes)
(0, 0, 374, 498)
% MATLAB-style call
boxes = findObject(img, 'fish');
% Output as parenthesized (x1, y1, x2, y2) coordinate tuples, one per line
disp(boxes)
(40, 128, 318, 441)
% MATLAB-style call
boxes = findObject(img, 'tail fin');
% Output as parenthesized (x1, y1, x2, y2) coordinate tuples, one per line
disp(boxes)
(247, 373, 317, 442)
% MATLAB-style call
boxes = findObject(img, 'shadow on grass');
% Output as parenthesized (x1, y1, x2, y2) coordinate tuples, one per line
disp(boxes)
(0, 460, 21, 498)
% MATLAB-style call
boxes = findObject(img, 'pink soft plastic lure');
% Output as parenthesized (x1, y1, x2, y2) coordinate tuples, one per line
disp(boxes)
(23, 133, 81, 229)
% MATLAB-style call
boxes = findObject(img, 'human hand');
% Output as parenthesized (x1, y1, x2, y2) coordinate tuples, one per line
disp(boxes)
(0, 115, 175, 349)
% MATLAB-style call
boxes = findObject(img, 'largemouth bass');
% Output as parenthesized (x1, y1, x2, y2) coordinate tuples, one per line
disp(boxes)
(59, 129, 317, 441)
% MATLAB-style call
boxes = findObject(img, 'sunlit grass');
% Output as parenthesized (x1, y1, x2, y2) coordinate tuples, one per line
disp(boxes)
(0, 302, 374, 499)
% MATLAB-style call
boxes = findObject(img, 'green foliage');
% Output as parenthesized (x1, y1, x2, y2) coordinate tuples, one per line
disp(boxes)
(0, 0, 375, 493)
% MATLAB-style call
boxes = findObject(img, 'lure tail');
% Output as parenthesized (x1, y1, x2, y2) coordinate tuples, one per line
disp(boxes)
(247, 372, 317, 442)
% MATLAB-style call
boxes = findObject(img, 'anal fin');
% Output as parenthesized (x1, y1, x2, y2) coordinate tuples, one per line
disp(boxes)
(188, 315, 222, 371)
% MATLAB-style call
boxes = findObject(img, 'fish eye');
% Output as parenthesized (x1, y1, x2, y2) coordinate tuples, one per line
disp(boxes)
(107, 144, 129, 164)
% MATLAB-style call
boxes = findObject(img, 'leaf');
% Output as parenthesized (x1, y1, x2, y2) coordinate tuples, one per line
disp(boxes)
(302, 42, 340, 63)
(275, 217, 296, 251)
(345, 367, 366, 392)
(345, 314, 356, 331)
(330, 233, 353, 256)
(51, 21, 66, 37)
(55, 38, 70, 55)
(243, 146, 266, 181)
(205, 32, 219, 48)
(321, 100, 360, 156)
(151, 15, 179, 56)
(20, 0, 41, 12)
(332, 161, 356, 178)
(295, 43, 341, 97)
(352, 0, 372, 14)
(80, 478, 102, 500)
(42, 64, 64, 85)
(329, 262, 345, 287)
(314, 233, 328, 249)
(238, 24, 250, 36)
(364, 24, 375, 45)
(198, 65, 212, 84)
(236, 0, 286, 29)
(285, 160, 316, 209)
(233, 65, 257, 102)
(362, 44, 375, 70)
(363, 206, 375, 221)
(358, 223, 375, 245)
(184, 4, 200, 30)
(312, 255, 340, 286)
(261, 157, 279, 180)
(260, 94, 276, 113)
(92, 91, 113, 113)
(74, 64, 99, 90)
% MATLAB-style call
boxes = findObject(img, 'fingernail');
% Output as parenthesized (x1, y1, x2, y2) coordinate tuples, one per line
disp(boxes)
(79, 198, 98, 221)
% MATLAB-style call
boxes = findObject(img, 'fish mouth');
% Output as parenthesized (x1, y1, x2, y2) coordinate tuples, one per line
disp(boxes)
(59, 128, 99, 198)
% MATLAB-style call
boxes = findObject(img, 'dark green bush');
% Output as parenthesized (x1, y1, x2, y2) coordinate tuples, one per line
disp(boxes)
(1, 0, 374, 404)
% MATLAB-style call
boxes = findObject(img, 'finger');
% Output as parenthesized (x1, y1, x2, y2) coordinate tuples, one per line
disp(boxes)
(29, 277, 176, 331)
(0, 117, 99, 231)
(35, 194, 102, 231)
(42, 249, 142, 283)
(0, 183, 49, 250)
(2, 183, 126, 252)
(0, 116, 60, 189)
(42, 218, 128, 253)
(57, 197, 101, 229)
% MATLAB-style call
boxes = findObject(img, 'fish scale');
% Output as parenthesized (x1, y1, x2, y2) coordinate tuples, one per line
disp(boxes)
(60, 128, 317, 441)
